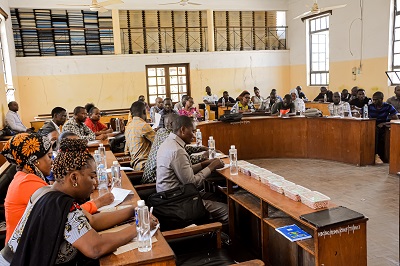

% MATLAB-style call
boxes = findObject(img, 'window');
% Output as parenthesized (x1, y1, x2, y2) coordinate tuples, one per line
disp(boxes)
(0, 16, 14, 102)
(146, 63, 190, 104)
(393, 0, 400, 71)
(309, 15, 329, 86)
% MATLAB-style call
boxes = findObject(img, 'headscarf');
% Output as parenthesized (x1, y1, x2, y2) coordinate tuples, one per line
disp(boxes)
(52, 138, 92, 182)
(290, 88, 299, 98)
(1, 133, 51, 180)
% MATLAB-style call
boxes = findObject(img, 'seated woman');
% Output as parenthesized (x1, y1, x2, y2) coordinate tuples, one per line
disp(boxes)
(178, 97, 202, 119)
(1, 133, 113, 243)
(84, 105, 113, 136)
(0, 138, 158, 265)
(290, 89, 306, 113)
(231, 91, 255, 113)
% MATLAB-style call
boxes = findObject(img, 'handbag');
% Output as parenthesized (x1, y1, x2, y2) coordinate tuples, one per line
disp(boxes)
(147, 183, 208, 230)
(219, 113, 243, 123)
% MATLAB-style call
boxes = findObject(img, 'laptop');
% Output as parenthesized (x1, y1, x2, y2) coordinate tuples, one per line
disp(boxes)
(299, 206, 365, 228)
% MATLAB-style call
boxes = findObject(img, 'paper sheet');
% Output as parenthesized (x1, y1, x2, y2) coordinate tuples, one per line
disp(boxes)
(106, 167, 134, 173)
(87, 140, 101, 145)
(152, 113, 162, 129)
(97, 188, 132, 212)
(99, 223, 160, 255)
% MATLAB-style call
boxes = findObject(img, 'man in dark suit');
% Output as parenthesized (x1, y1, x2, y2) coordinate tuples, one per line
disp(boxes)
(38, 107, 67, 136)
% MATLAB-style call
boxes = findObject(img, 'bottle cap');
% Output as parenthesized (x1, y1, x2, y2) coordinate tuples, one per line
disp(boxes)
(196, 129, 200, 132)
(98, 164, 104, 168)
(209, 136, 213, 140)
(113, 161, 118, 165)
(231, 145, 235, 149)
(137, 200, 145, 207)
(99, 144, 104, 147)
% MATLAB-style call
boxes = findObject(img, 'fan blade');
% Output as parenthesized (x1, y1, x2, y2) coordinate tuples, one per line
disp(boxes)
(159, 2, 181, 5)
(320, 4, 347, 12)
(187, 2, 202, 5)
(293, 11, 312, 20)
(98, 6, 109, 12)
(57, 4, 91, 6)
(98, 0, 123, 7)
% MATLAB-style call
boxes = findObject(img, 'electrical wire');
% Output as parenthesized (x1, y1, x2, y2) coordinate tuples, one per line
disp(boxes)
(348, 0, 364, 72)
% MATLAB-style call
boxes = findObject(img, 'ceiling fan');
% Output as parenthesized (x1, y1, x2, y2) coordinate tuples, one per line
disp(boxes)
(293, 0, 346, 20)
(159, 0, 201, 6)
(57, 0, 124, 12)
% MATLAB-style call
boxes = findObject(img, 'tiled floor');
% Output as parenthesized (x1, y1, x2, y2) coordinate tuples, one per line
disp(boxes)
(247, 158, 399, 266)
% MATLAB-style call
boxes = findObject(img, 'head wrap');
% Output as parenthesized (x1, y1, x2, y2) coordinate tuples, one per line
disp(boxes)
(290, 89, 299, 98)
(1, 133, 51, 180)
(52, 138, 92, 182)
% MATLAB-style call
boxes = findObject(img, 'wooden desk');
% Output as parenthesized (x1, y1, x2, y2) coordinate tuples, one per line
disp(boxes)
(94, 151, 175, 266)
(217, 106, 233, 118)
(389, 122, 400, 174)
(87, 139, 111, 153)
(305, 102, 330, 115)
(196, 116, 375, 166)
(218, 166, 368, 266)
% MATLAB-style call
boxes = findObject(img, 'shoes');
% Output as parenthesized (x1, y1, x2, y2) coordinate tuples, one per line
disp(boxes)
(375, 154, 383, 165)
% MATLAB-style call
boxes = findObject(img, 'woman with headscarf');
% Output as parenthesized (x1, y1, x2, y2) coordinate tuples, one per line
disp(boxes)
(1, 133, 113, 244)
(1, 138, 158, 265)
(290, 88, 306, 113)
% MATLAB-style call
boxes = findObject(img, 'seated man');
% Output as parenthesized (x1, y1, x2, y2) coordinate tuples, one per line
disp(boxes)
(290, 89, 305, 113)
(158, 98, 178, 128)
(328, 92, 352, 117)
(349, 88, 371, 108)
(138, 95, 150, 112)
(150, 97, 164, 122)
(341, 89, 351, 102)
(231, 91, 255, 113)
(349, 86, 359, 102)
(5, 101, 32, 133)
(142, 114, 207, 184)
(296, 86, 308, 101)
(272, 94, 295, 115)
(261, 90, 281, 110)
(387, 85, 400, 112)
(38, 106, 67, 135)
(217, 91, 236, 107)
(368, 91, 398, 164)
(313, 86, 333, 102)
(251, 87, 264, 106)
(156, 115, 228, 223)
(84, 106, 113, 136)
(203, 86, 218, 105)
(174, 94, 188, 112)
(62, 106, 106, 141)
(125, 101, 155, 170)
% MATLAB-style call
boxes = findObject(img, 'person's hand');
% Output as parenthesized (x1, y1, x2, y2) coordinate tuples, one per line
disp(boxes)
(150, 214, 159, 230)
(96, 134, 107, 140)
(94, 192, 115, 208)
(201, 151, 209, 160)
(209, 158, 224, 171)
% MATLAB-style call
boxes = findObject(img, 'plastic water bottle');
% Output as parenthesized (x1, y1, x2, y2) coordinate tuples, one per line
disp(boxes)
(205, 108, 209, 121)
(136, 200, 152, 252)
(196, 129, 202, 146)
(363, 104, 368, 119)
(115, 118, 121, 132)
(111, 161, 122, 188)
(98, 143, 107, 168)
(97, 164, 109, 196)
(323, 94, 327, 103)
(229, 145, 238, 175)
(93, 150, 101, 168)
(208, 136, 216, 159)
(222, 97, 226, 107)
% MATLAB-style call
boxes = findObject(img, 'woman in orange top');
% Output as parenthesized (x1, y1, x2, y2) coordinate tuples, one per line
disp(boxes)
(1, 133, 113, 243)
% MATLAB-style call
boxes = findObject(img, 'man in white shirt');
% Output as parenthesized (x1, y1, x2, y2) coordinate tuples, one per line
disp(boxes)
(5, 101, 32, 133)
(203, 86, 218, 105)
(328, 92, 352, 117)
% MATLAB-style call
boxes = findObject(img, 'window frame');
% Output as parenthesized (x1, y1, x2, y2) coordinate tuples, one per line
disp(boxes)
(145, 63, 191, 105)
(392, 0, 400, 72)
(308, 14, 330, 86)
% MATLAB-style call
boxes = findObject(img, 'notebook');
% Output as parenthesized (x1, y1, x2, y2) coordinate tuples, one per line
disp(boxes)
(275, 224, 312, 242)
(300, 206, 365, 228)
